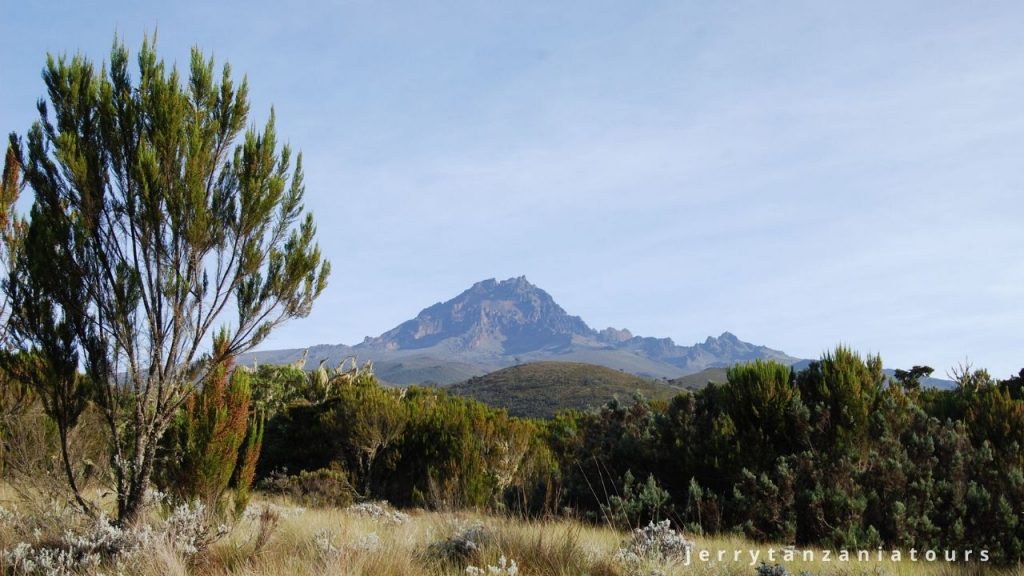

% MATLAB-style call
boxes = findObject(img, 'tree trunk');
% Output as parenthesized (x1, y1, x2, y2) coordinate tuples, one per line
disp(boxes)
(57, 425, 93, 517)
(117, 430, 159, 526)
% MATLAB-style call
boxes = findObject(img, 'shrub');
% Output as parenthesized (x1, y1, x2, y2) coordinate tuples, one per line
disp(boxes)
(0, 499, 223, 575)
(158, 333, 263, 517)
(466, 555, 519, 575)
(425, 521, 492, 566)
(258, 467, 355, 508)
(614, 520, 692, 567)
(601, 470, 671, 529)
(755, 564, 790, 576)
(346, 501, 410, 525)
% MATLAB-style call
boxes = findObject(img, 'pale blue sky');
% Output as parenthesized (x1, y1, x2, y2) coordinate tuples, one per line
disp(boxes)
(2, 1, 1022, 377)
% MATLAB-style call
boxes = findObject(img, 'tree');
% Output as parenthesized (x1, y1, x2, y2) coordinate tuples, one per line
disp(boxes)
(796, 346, 884, 456)
(246, 362, 307, 417)
(723, 360, 802, 469)
(0, 138, 34, 470)
(344, 381, 407, 497)
(893, 365, 933, 391)
(10, 37, 330, 525)
(0, 137, 27, 347)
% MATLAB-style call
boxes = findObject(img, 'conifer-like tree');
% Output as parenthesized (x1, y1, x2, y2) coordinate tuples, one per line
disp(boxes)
(0, 138, 34, 448)
(0, 138, 27, 346)
(9, 37, 330, 525)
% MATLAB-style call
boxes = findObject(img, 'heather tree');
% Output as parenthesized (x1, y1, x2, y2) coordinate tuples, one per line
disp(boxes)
(0, 139, 34, 470)
(9, 37, 329, 524)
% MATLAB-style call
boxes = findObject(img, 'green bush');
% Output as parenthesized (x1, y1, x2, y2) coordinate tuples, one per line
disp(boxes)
(600, 470, 670, 529)
(259, 467, 355, 508)
(157, 332, 262, 516)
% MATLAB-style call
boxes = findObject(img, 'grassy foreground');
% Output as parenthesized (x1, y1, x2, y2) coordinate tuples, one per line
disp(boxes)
(0, 493, 1016, 576)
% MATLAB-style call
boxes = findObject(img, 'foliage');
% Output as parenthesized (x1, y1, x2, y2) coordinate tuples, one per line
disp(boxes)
(601, 470, 671, 530)
(543, 395, 662, 523)
(449, 361, 681, 418)
(346, 501, 410, 525)
(755, 563, 792, 576)
(424, 521, 492, 566)
(795, 347, 883, 457)
(232, 407, 265, 513)
(465, 555, 519, 576)
(613, 519, 692, 569)
(542, 346, 1024, 564)
(158, 331, 263, 516)
(0, 498, 221, 575)
(723, 360, 803, 472)
(233, 345, 1024, 563)
(246, 363, 308, 416)
(258, 467, 355, 508)
(0, 138, 32, 459)
(8, 36, 329, 524)
(259, 370, 548, 511)
(893, 365, 934, 391)
(1, 351, 92, 513)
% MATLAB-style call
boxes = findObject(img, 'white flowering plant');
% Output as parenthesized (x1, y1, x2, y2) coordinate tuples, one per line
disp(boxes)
(0, 498, 229, 574)
(614, 519, 693, 570)
(347, 501, 410, 525)
(466, 554, 519, 575)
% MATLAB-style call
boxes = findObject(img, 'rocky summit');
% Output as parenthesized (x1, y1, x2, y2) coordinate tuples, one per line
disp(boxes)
(361, 277, 592, 355)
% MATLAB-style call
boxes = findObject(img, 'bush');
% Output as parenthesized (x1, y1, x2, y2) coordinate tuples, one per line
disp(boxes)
(601, 470, 671, 529)
(346, 501, 410, 525)
(755, 564, 790, 576)
(158, 333, 263, 517)
(258, 468, 355, 508)
(424, 521, 492, 566)
(614, 520, 692, 567)
(0, 499, 224, 575)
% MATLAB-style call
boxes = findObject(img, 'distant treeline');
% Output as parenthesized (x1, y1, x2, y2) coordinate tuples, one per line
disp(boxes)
(251, 347, 1024, 563)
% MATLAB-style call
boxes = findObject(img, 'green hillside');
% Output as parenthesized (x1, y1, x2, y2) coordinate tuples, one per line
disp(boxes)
(373, 356, 492, 386)
(447, 361, 684, 418)
(668, 366, 729, 389)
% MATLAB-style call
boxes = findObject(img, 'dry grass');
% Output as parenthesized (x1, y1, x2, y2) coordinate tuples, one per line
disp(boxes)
(195, 500, 1016, 576)
(0, 491, 1018, 575)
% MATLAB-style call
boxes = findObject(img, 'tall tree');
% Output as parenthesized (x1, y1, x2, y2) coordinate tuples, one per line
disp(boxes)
(0, 137, 27, 346)
(10, 37, 330, 525)
(0, 137, 34, 473)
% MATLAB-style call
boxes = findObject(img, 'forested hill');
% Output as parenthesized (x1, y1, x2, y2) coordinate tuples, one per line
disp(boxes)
(446, 361, 684, 418)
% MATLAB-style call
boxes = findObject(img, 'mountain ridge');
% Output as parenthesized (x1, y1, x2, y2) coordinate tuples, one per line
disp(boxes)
(244, 276, 800, 384)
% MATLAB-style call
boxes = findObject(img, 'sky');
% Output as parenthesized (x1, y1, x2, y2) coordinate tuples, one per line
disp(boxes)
(2, 1, 1022, 378)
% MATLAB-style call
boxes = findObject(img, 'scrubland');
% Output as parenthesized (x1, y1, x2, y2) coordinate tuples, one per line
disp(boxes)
(0, 488, 1015, 576)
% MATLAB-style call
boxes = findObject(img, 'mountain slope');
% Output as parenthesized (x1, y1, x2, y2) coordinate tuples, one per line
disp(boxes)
(668, 367, 730, 390)
(447, 361, 683, 418)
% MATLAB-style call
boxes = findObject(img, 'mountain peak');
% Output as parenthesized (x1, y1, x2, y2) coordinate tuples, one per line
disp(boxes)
(469, 276, 542, 297)
(707, 331, 739, 344)
(472, 278, 498, 290)
(364, 277, 593, 354)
